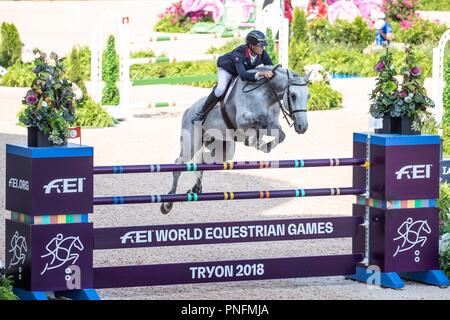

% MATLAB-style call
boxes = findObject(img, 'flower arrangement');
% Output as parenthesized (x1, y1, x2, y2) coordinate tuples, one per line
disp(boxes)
(370, 46, 435, 133)
(369, 46, 399, 118)
(19, 49, 78, 145)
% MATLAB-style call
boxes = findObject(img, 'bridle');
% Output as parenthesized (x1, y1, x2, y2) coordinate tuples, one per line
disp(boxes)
(242, 64, 308, 127)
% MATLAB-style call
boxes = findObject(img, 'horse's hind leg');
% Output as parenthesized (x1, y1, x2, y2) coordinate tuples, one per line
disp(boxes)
(160, 154, 184, 214)
(188, 149, 204, 194)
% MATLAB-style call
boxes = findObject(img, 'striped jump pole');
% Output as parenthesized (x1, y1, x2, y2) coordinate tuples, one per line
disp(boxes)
(130, 30, 247, 43)
(130, 54, 221, 66)
(93, 158, 367, 175)
(93, 187, 365, 206)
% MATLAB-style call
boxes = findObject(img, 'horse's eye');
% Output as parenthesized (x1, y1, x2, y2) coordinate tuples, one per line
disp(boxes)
(290, 94, 296, 100)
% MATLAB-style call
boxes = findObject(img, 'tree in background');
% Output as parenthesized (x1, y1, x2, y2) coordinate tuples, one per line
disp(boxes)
(265, 29, 278, 65)
(102, 35, 120, 105)
(291, 7, 307, 43)
(67, 45, 88, 101)
(0, 22, 23, 68)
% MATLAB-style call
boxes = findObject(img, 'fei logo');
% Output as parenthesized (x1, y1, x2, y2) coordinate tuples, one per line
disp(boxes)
(43, 178, 86, 194)
(395, 164, 432, 180)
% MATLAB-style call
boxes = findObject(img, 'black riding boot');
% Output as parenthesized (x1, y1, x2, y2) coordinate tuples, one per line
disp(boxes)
(192, 90, 220, 124)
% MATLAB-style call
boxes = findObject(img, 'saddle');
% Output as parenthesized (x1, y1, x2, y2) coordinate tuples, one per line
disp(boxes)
(204, 76, 238, 130)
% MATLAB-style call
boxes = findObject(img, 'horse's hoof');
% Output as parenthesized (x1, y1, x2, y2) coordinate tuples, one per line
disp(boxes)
(192, 185, 202, 194)
(160, 203, 173, 215)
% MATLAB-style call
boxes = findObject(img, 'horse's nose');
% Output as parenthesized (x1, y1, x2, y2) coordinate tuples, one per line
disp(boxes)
(296, 123, 307, 134)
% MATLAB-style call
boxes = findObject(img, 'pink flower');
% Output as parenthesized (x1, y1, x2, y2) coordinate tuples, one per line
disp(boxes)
(25, 90, 38, 105)
(375, 60, 385, 72)
(399, 90, 408, 98)
(410, 66, 421, 77)
(435, 19, 441, 25)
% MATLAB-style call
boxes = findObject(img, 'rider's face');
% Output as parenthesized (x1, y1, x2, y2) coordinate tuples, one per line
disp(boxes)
(251, 44, 264, 55)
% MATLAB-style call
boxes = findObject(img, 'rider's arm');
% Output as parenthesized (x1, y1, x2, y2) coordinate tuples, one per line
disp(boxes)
(233, 54, 258, 81)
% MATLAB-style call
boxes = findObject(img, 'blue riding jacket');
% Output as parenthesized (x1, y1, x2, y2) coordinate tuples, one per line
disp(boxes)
(217, 44, 273, 81)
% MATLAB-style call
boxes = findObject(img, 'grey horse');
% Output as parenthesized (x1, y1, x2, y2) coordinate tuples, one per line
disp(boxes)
(161, 65, 310, 214)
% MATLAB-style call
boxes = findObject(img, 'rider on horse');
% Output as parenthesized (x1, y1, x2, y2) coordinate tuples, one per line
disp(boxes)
(191, 30, 275, 124)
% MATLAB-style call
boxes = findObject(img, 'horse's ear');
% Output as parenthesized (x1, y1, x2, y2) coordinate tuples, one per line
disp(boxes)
(272, 64, 282, 72)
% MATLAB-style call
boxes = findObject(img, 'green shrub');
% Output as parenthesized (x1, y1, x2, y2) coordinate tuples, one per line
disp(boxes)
(308, 18, 332, 43)
(102, 35, 120, 105)
(444, 56, 450, 119)
(307, 81, 343, 111)
(154, 15, 195, 33)
(0, 275, 17, 300)
(418, 0, 450, 11)
(67, 46, 87, 98)
(0, 63, 34, 87)
(292, 7, 307, 43)
(289, 40, 311, 74)
(130, 50, 155, 58)
(65, 45, 90, 81)
(392, 18, 448, 46)
(331, 17, 372, 49)
(443, 123, 450, 156)
(438, 182, 450, 276)
(265, 28, 278, 64)
(75, 97, 115, 128)
(0, 22, 23, 68)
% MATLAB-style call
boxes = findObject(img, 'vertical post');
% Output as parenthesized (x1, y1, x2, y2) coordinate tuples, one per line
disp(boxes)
(91, 22, 102, 104)
(279, 17, 289, 67)
(117, 17, 130, 120)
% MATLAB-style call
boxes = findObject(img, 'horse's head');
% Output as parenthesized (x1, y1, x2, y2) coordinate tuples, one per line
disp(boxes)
(271, 66, 310, 134)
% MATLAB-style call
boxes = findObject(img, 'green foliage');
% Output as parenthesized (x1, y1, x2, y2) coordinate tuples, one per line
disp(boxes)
(0, 22, 23, 68)
(332, 17, 372, 48)
(265, 29, 278, 64)
(391, 18, 448, 46)
(75, 97, 115, 128)
(307, 81, 343, 111)
(102, 35, 120, 105)
(66, 46, 87, 98)
(307, 17, 371, 49)
(131, 60, 217, 88)
(443, 123, 450, 156)
(65, 45, 90, 82)
(207, 39, 242, 54)
(0, 62, 34, 87)
(18, 50, 76, 145)
(307, 18, 332, 43)
(444, 56, 450, 121)
(289, 41, 433, 78)
(130, 50, 155, 58)
(417, 0, 450, 11)
(438, 182, 450, 275)
(292, 7, 307, 43)
(154, 14, 195, 33)
(0, 275, 17, 300)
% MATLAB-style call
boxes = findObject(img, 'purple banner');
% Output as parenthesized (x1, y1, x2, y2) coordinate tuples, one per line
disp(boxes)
(6, 153, 94, 216)
(93, 254, 363, 288)
(94, 217, 364, 250)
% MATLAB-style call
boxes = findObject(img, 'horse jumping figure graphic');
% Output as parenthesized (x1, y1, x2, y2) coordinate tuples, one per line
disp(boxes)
(8, 231, 28, 268)
(40, 233, 84, 275)
(393, 217, 431, 258)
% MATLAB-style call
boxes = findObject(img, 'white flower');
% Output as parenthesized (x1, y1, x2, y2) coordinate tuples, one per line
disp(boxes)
(34, 52, 41, 59)
(42, 101, 48, 107)
(72, 83, 83, 101)
(46, 58, 56, 67)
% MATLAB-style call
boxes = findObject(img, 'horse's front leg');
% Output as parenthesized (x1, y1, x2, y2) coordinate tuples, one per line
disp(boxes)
(262, 124, 286, 152)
